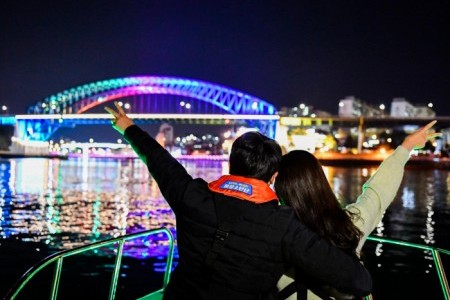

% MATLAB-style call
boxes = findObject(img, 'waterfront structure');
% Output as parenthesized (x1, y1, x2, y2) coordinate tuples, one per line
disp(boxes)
(338, 96, 381, 117)
(390, 98, 417, 117)
(414, 104, 436, 118)
(279, 104, 332, 118)
(16, 75, 278, 141)
(390, 97, 436, 118)
(158, 123, 174, 148)
(0, 76, 446, 157)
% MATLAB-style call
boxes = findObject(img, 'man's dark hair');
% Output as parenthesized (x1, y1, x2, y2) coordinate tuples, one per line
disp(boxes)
(229, 131, 282, 182)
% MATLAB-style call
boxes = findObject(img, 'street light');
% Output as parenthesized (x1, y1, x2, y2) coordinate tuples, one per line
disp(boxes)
(379, 104, 385, 117)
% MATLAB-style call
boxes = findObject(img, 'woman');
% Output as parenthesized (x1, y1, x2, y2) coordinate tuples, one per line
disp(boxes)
(275, 120, 439, 300)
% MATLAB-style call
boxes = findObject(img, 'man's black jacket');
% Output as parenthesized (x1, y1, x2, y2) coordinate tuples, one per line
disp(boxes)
(124, 125, 372, 300)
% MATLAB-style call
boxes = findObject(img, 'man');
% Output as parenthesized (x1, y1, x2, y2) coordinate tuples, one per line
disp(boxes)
(105, 102, 372, 300)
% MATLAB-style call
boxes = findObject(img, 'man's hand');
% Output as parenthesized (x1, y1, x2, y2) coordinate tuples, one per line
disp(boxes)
(104, 101, 135, 135)
(401, 120, 442, 151)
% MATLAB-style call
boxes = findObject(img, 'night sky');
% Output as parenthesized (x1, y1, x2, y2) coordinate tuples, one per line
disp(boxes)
(1, 1, 449, 116)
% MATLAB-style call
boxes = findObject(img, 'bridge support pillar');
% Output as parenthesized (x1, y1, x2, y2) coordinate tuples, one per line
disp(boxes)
(357, 117, 364, 154)
(15, 119, 61, 141)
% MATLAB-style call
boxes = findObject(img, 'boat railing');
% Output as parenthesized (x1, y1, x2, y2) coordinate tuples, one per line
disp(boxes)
(4, 227, 174, 300)
(365, 236, 449, 300)
(5, 231, 448, 299)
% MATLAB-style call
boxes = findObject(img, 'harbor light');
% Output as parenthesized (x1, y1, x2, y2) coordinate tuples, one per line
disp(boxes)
(223, 130, 232, 139)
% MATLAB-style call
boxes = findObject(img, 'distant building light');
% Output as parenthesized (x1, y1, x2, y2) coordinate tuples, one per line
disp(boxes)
(124, 103, 131, 109)
(339, 102, 344, 108)
(89, 138, 94, 143)
(185, 103, 191, 109)
(223, 131, 231, 139)
(1, 105, 7, 111)
(252, 101, 258, 109)
(180, 101, 185, 107)
(299, 103, 306, 109)
(117, 139, 122, 144)
(379, 104, 385, 110)
(428, 102, 433, 108)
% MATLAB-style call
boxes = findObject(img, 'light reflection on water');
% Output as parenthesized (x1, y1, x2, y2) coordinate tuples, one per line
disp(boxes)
(1, 157, 448, 298)
(1, 158, 450, 250)
(0, 158, 227, 251)
(324, 165, 450, 298)
(324, 165, 450, 249)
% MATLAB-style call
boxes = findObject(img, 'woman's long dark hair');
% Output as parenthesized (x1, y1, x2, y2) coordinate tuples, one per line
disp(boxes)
(275, 150, 362, 258)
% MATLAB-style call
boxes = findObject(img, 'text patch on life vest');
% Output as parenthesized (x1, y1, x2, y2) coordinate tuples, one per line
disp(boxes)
(220, 180, 253, 195)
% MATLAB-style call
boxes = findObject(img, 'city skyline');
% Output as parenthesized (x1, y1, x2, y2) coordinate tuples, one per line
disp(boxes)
(1, 1, 449, 115)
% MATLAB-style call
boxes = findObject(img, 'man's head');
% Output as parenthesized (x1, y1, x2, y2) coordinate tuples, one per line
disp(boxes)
(229, 131, 282, 182)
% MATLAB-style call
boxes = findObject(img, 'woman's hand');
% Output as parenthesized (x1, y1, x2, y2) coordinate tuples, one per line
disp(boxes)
(401, 120, 441, 152)
(104, 101, 135, 135)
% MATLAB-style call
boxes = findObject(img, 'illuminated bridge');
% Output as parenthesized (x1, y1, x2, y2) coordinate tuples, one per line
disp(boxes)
(11, 76, 279, 141)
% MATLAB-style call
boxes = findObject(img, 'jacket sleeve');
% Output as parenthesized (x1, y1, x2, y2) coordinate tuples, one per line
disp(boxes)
(346, 146, 410, 252)
(123, 125, 193, 212)
(285, 221, 372, 297)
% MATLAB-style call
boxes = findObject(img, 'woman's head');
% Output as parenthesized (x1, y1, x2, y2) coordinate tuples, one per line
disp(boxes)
(275, 150, 331, 212)
(275, 150, 361, 257)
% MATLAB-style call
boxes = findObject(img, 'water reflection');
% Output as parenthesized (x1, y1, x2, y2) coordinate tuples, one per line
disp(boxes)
(1, 158, 449, 299)
(324, 164, 450, 273)
(401, 186, 415, 209)
(422, 174, 435, 246)
(0, 158, 449, 255)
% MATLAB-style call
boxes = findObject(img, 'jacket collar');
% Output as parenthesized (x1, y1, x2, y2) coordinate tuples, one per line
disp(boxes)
(208, 175, 278, 204)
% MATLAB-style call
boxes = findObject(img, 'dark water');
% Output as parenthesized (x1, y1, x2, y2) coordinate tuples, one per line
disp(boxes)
(0, 157, 449, 299)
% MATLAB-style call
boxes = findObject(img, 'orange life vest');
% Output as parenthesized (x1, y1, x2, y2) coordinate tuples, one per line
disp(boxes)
(208, 175, 278, 204)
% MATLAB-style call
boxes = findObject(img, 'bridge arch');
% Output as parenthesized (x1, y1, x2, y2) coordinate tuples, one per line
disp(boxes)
(27, 76, 277, 116)
(20, 76, 279, 141)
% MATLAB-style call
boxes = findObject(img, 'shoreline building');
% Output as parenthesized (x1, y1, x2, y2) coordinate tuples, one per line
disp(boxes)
(390, 98, 436, 118)
(338, 96, 382, 117)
